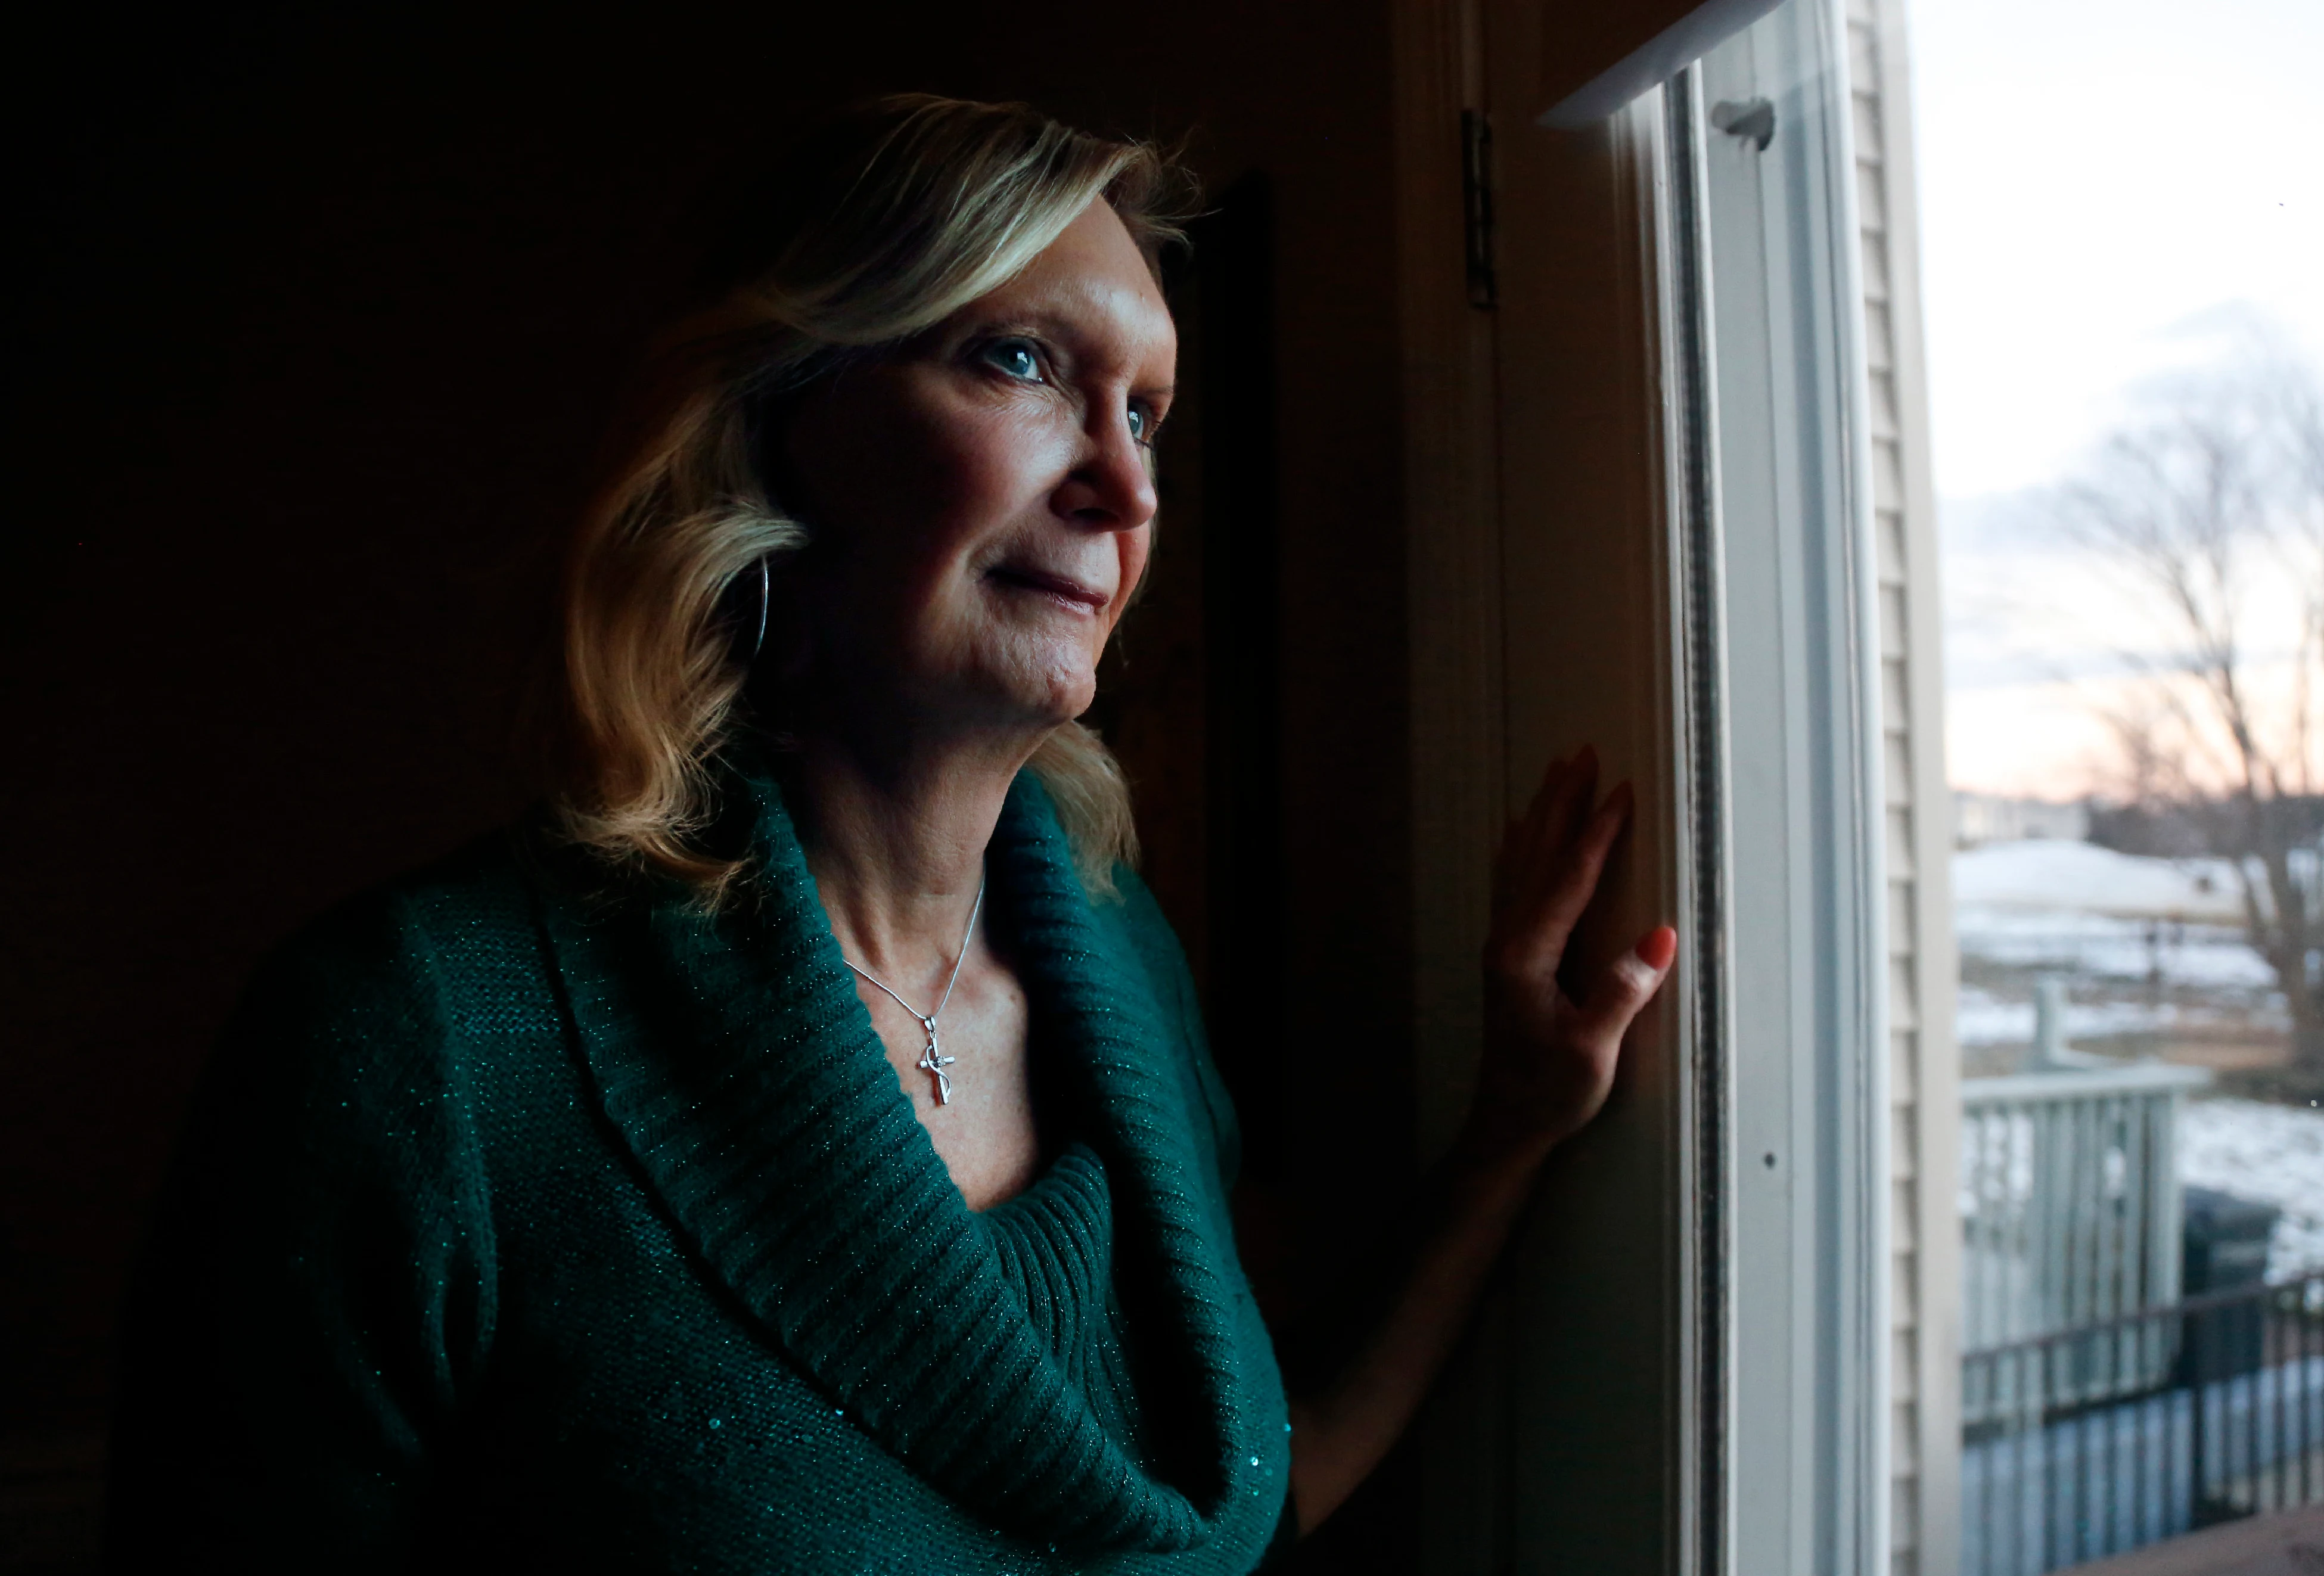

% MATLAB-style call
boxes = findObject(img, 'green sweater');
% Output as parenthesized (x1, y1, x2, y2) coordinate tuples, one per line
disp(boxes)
(107, 772, 1294, 1572)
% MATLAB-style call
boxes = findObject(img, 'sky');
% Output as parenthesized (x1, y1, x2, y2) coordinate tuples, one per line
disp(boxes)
(1909, 0, 2324, 797)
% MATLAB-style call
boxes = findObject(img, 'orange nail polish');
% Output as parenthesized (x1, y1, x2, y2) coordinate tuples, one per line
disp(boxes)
(1636, 925, 1678, 971)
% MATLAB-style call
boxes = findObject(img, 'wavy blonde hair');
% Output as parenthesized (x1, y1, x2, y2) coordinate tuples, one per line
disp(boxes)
(544, 96, 1192, 902)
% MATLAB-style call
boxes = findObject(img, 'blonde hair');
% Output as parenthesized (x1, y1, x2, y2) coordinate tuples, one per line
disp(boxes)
(543, 96, 1192, 902)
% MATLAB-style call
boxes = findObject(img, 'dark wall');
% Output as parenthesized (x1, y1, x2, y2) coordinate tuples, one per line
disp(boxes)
(4, 7, 1412, 1567)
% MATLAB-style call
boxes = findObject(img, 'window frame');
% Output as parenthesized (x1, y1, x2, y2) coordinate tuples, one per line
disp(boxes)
(1396, 0, 1894, 1569)
(1689, 2, 1893, 1566)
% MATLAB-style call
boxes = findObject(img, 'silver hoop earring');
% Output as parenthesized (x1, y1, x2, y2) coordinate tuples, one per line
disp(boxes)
(750, 557, 770, 661)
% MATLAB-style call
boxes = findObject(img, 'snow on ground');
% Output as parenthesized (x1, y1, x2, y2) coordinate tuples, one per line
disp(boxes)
(1953, 840, 2252, 923)
(1953, 840, 2311, 1279)
(1952, 840, 2289, 1063)
(2180, 1099, 2324, 1280)
(1953, 986, 2223, 1046)
(1953, 906, 2280, 991)
(1953, 840, 2276, 991)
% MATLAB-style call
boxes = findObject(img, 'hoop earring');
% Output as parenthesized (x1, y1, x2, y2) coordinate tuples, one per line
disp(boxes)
(750, 557, 770, 661)
(745, 558, 801, 752)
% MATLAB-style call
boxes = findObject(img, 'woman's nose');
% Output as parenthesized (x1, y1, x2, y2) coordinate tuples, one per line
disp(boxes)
(1052, 410, 1157, 533)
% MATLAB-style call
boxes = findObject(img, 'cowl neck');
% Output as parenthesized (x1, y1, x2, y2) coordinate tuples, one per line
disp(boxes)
(538, 769, 1279, 1555)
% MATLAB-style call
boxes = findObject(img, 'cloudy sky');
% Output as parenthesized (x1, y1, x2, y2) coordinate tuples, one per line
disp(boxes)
(1909, 0, 2324, 796)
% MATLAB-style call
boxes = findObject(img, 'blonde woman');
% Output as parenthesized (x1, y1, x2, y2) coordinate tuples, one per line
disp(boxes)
(107, 96, 1677, 1572)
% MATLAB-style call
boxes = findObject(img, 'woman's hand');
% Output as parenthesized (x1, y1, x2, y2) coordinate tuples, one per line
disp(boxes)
(1461, 745, 1677, 1176)
(1285, 745, 1675, 1538)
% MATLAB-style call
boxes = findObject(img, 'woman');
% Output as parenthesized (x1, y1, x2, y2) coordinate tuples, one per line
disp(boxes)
(107, 95, 1676, 1571)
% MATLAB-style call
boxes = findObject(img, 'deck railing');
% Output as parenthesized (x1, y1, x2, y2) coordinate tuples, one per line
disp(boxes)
(1962, 1272, 2324, 1575)
(1961, 1060, 2213, 1422)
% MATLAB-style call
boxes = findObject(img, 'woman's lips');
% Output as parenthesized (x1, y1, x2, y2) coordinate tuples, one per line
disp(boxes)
(988, 565, 1110, 611)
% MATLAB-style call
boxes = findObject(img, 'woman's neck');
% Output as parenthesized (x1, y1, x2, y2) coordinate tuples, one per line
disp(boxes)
(783, 721, 1039, 987)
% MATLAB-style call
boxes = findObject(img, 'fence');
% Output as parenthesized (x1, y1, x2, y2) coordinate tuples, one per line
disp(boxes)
(1961, 1061, 2213, 1423)
(1962, 1272, 2324, 1575)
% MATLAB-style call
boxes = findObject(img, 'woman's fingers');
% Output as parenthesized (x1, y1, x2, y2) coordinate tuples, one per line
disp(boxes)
(1532, 745, 1598, 869)
(1496, 753, 1570, 913)
(1499, 746, 1599, 918)
(1505, 751, 1577, 872)
(1511, 779, 1633, 971)
(1571, 924, 1679, 1043)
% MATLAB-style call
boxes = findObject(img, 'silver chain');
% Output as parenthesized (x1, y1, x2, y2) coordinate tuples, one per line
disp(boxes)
(841, 878, 986, 1106)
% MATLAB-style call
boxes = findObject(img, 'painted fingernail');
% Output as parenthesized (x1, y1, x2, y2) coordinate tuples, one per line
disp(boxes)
(1637, 925, 1679, 971)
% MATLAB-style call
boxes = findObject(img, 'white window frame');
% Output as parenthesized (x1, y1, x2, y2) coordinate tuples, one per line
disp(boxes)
(1396, 0, 1891, 1569)
(1689, 3, 1891, 1568)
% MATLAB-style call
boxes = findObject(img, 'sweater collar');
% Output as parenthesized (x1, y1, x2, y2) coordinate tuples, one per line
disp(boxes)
(538, 769, 1265, 1554)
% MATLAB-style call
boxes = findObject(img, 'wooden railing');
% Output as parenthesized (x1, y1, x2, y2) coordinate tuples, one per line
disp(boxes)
(1961, 1059, 2213, 1422)
(1962, 1273, 2324, 1575)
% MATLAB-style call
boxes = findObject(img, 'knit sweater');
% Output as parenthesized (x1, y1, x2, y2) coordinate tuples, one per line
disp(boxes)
(107, 771, 1295, 1572)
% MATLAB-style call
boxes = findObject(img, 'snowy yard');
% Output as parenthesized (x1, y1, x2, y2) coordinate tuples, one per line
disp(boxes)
(2180, 1098, 2324, 1280)
(1953, 839, 2292, 1068)
(1955, 838, 2316, 1279)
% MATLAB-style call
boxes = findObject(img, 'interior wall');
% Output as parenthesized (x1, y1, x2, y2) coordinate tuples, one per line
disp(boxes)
(2, 7, 1417, 1568)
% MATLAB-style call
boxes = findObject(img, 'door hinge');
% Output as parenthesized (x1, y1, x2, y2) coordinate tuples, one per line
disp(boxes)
(1461, 108, 1496, 310)
(1711, 97, 1776, 151)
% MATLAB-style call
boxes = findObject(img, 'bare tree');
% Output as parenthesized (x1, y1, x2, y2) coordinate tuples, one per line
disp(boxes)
(2055, 352, 2324, 1067)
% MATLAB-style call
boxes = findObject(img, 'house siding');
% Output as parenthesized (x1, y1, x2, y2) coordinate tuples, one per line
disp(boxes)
(1845, 1, 1963, 1571)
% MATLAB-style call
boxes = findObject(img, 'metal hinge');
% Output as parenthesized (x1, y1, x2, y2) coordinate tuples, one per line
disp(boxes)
(1461, 108, 1496, 310)
(1711, 97, 1776, 151)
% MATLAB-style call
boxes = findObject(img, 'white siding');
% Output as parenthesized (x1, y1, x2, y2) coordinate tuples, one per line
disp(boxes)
(1846, 1, 1963, 1571)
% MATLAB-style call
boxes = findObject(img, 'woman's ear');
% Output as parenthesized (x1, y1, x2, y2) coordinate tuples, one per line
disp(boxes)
(746, 384, 797, 514)
(716, 557, 773, 666)
(762, 557, 822, 688)
(735, 558, 817, 752)
(748, 364, 855, 534)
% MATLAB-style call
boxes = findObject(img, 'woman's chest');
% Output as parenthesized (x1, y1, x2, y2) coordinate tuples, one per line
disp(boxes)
(852, 954, 1049, 1208)
(457, 1126, 1141, 1573)
(437, 1160, 914, 1559)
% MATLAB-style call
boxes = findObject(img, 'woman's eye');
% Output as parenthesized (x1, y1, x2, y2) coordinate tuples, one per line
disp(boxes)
(1127, 406, 1149, 443)
(984, 340, 1042, 381)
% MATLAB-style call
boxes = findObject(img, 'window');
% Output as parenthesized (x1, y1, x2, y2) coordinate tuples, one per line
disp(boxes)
(1695, 5, 1897, 1568)
(1399, 0, 1916, 1568)
(1402, 0, 2318, 1570)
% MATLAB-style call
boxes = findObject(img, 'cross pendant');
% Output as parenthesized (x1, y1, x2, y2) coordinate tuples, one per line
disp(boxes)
(916, 1017, 957, 1105)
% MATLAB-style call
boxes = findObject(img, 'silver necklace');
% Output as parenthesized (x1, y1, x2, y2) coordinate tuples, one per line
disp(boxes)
(841, 879, 986, 1106)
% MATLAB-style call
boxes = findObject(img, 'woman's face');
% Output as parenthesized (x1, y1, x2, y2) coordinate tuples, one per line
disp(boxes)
(776, 198, 1175, 748)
